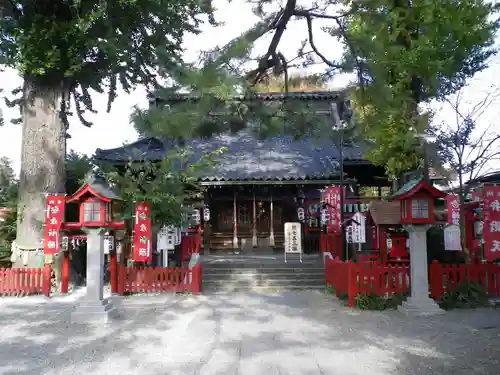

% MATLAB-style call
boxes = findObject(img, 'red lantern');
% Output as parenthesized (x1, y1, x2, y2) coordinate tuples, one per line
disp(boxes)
(63, 174, 125, 230)
(392, 177, 447, 225)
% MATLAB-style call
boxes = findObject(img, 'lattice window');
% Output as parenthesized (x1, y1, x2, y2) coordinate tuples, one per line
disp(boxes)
(238, 205, 250, 225)
(411, 199, 429, 219)
(83, 201, 101, 222)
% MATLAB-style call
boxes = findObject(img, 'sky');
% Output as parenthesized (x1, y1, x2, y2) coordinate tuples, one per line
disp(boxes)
(0, 0, 498, 177)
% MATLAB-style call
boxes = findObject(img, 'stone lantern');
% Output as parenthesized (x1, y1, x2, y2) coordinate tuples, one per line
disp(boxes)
(64, 173, 125, 324)
(391, 176, 447, 316)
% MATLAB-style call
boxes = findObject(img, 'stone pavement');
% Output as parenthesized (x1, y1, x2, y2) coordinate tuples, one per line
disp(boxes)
(0, 291, 500, 375)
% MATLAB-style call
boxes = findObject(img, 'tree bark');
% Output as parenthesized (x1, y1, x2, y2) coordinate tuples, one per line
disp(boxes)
(14, 80, 66, 268)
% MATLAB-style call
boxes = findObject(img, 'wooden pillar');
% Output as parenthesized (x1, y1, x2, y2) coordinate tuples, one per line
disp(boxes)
(110, 247, 118, 294)
(252, 187, 257, 247)
(269, 190, 275, 246)
(233, 190, 238, 248)
(61, 251, 70, 294)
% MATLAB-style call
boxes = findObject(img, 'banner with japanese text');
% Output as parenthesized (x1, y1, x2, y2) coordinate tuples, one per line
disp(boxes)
(43, 195, 66, 255)
(133, 202, 152, 262)
(482, 185, 500, 261)
(323, 186, 343, 233)
(446, 194, 460, 225)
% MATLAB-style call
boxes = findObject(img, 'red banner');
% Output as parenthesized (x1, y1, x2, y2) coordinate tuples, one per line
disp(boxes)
(324, 186, 342, 233)
(483, 185, 500, 261)
(133, 202, 152, 262)
(446, 194, 460, 225)
(43, 195, 66, 255)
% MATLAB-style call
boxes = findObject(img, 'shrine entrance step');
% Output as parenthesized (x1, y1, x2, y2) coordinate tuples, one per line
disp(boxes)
(202, 254, 324, 293)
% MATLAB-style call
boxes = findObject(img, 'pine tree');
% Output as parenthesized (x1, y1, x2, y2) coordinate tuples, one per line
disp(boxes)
(135, 0, 499, 182)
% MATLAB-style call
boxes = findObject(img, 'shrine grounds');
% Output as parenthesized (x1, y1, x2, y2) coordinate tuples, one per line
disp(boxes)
(0, 291, 500, 375)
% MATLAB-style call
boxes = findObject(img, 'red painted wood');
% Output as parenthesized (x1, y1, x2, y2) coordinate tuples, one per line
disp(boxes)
(116, 264, 202, 295)
(61, 253, 70, 294)
(0, 267, 51, 297)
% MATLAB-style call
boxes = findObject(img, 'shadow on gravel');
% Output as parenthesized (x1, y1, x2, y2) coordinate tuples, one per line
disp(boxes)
(0, 292, 499, 375)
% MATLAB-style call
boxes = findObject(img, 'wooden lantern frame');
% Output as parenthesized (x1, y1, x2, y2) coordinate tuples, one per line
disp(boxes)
(392, 178, 447, 226)
(63, 181, 125, 230)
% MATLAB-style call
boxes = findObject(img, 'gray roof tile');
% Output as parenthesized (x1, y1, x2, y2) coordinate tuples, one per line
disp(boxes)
(94, 131, 366, 181)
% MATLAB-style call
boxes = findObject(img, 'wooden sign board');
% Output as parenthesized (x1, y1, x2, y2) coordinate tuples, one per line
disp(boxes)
(284, 222, 303, 263)
(444, 224, 462, 251)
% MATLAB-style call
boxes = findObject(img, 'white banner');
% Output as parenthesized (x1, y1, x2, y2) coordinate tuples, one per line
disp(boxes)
(444, 224, 462, 251)
(351, 212, 366, 243)
(284, 222, 302, 254)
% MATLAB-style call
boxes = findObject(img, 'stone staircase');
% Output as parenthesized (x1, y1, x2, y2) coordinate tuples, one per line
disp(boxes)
(202, 255, 325, 293)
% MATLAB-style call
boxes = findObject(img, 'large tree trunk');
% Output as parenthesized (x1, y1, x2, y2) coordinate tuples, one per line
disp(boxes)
(13, 81, 66, 268)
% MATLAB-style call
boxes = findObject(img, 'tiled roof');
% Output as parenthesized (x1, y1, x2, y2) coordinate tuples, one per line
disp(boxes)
(94, 131, 367, 182)
(391, 176, 424, 199)
(85, 173, 122, 200)
(369, 201, 401, 226)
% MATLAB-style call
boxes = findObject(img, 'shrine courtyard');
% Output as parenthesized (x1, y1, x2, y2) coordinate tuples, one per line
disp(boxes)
(1, 291, 500, 375)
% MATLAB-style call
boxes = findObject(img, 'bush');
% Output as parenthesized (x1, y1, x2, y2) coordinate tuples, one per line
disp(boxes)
(355, 292, 408, 310)
(439, 281, 489, 310)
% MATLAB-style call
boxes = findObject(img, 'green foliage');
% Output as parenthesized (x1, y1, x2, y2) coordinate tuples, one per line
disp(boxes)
(340, 0, 500, 178)
(439, 281, 490, 310)
(133, 0, 499, 181)
(66, 150, 93, 194)
(0, 157, 17, 207)
(0, 0, 216, 125)
(131, 21, 338, 141)
(103, 146, 226, 226)
(355, 292, 408, 310)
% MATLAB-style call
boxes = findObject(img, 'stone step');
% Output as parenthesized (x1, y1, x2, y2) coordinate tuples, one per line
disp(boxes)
(203, 265, 324, 271)
(203, 273, 324, 282)
(203, 268, 324, 275)
(203, 284, 325, 293)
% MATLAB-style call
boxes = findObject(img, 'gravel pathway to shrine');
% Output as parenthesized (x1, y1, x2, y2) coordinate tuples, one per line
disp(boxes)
(0, 291, 499, 375)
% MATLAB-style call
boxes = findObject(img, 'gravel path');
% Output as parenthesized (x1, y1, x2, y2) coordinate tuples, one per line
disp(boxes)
(0, 291, 500, 375)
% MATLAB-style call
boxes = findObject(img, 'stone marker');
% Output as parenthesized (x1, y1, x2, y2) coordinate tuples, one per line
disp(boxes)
(398, 225, 444, 316)
(71, 228, 118, 324)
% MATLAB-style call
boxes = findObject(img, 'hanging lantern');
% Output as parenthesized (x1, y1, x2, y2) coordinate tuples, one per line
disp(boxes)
(203, 207, 210, 221)
(104, 235, 114, 255)
(320, 208, 329, 226)
(61, 236, 69, 252)
(297, 207, 305, 221)
(192, 209, 201, 225)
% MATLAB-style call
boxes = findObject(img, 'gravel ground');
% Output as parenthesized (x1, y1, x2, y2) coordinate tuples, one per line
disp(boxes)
(0, 291, 499, 375)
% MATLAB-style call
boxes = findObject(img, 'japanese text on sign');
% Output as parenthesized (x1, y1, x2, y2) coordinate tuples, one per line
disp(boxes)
(43, 195, 66, 255)
(284, 222, 302, 254)
(446, 194, 461, 226)
(483, 185, 500, 261)
(323, 186, 342, 233)
(133, 202, 152, 262)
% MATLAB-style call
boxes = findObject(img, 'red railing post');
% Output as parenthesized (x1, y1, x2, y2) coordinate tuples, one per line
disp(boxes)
(42, 264, 51, 297)
(429, 260, 443, 301)
(110, 251, 118, 294)
(61, 252, 70, 294)
(347, 260, 357, 308)
(191, 264, 202, 295)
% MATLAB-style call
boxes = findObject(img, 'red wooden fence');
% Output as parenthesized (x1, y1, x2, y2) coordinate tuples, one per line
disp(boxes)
(181, 233, 201, 262)
(429, 260, 500, 300)
(116, 264, 202, 295)
(325, 258, 409, 307)
(0, 265, 52, 297)
(320, 233, 342, 258)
